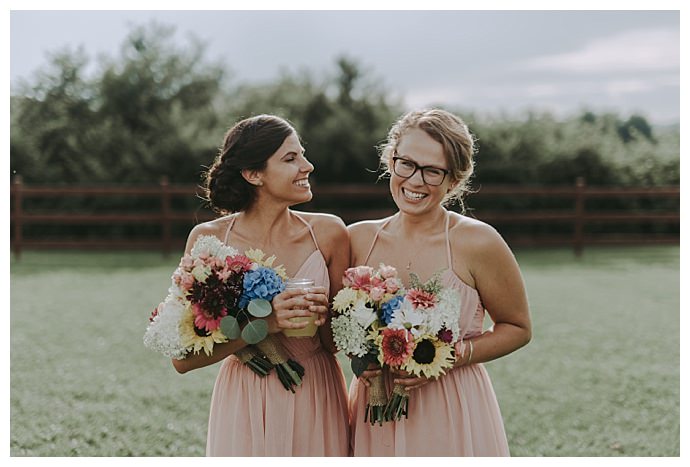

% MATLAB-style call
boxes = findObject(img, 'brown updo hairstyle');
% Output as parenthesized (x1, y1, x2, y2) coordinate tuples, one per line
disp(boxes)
(203, 114, 296, 214)
(378, 108, 476, 211)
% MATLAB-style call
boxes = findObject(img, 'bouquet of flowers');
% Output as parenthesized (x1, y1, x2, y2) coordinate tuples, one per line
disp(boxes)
(378, 272, 462, 421)
(330, 264, 405, 425)
(144, 235, 305, 392)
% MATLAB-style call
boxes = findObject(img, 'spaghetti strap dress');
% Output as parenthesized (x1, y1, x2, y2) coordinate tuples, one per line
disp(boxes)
(205, 214, 350, 456)
(348, 212, 510, 456)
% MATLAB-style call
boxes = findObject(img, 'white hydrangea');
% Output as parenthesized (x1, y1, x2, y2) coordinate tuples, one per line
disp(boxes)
(435, 288, 462, 342)
(190, 235, 238, 260)
(143, 297, 188, 359)
(331, 314, 369, 357)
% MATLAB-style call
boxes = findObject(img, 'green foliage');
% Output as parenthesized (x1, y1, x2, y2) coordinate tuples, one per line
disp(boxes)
(223, 56, 403, 184)
(10, 247, 679, 456)
(11, 23, 226, 185)
(461, 109, 679, 188)
(10, 23, 679, 189)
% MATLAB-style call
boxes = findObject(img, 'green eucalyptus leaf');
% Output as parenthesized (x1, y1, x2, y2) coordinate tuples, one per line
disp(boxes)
(351, 355, 369, 378)
(219, 315, 240, 340)
(241, 319, 268, 344)
(247, 298, 272, 318)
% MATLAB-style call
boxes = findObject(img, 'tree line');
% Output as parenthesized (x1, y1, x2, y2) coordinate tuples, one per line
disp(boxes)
(11, 23, 679, 189)
(10, 24, 679, 241)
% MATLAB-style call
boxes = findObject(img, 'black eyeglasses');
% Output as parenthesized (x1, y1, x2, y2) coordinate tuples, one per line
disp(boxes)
(391, 156, 449, 186)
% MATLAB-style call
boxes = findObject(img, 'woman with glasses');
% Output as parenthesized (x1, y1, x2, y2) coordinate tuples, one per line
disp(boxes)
(347, 109, 532, 456)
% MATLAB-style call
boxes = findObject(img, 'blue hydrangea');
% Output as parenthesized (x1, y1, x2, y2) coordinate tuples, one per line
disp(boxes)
(381, 295, 404, 325)
(238, 267, 286, 309)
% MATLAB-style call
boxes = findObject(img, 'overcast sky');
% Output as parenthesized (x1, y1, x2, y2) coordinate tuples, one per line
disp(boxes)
(9, 9, 681, 124)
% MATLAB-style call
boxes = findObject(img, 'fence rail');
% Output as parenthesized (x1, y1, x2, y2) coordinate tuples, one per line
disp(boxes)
(10, 176, 679, 258)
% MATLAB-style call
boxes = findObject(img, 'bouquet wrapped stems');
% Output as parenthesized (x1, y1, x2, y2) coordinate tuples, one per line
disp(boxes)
(256, 335, 304, 393)
(234, 347, 274, 377)
(384, 383, 409, 422)
(364, 374, 388, 426)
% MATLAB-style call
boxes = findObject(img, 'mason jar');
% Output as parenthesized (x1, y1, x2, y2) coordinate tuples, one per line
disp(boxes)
(282, 278, 318, 338)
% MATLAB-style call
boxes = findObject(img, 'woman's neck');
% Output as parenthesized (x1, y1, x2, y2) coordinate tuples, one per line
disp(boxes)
(394, 206, 448, 239)
(234, 202, 294, 248)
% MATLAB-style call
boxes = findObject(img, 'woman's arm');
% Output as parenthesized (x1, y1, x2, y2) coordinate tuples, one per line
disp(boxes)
(455, 221, 532, 367)
(315, 215, 351, 353)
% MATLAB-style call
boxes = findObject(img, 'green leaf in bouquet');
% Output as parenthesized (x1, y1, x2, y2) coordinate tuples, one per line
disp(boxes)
(220, 315, 241, 339)
(247, 298, 272, 318)
(241, 319, 268, 344)
(351, 356, 369, 377)
(351, 352, 379, 377)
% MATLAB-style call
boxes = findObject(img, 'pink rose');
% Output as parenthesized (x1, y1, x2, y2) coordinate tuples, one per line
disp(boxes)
(384, 277, 401, 294)
(369, 286, 386, 302)
(371, 276, 384, 288)
(180, 255, 194, 271)
(378, 264, 398, 279)
(179, 271, 195, 290)
(343, 266, 375, 291)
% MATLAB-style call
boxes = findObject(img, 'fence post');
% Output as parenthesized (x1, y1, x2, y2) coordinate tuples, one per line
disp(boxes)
(12, 175, 23, 260)
(573, 177, 586, 257)
(160, 176, 171, 257)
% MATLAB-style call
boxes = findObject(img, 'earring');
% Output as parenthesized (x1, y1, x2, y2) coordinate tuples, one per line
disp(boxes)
(256, 182, 263, 186)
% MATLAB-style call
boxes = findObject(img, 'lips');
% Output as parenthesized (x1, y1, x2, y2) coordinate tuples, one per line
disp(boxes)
(402, 187, 427, 201)
(294, 178, 310, 188)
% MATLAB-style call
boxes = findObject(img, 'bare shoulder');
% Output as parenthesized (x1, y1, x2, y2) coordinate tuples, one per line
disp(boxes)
(345, 217, 392, 262)
(293, 210, 347, 242)
(448, 212, 510, 256)
(184, 216, 233, 253)
(347, 217, 389, 242)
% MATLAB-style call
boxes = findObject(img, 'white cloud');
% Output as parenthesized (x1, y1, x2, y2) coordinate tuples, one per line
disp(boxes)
(522, 28, 679, 74)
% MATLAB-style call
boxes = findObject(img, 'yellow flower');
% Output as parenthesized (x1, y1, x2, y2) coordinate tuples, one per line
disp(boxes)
(273, 264, 288, 281)
(245, 248, 265, 264)
(333, 287, 359, 312)
(402, 337, 455, 379)
(245, 248, 287, 279)
(179, 306, 227, 356)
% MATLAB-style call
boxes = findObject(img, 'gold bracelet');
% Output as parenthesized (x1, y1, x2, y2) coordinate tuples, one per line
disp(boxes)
(467, 340, 474, 365)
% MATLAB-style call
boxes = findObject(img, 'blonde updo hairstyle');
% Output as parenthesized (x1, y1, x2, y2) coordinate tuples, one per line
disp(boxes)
(379, 108, 476, 211)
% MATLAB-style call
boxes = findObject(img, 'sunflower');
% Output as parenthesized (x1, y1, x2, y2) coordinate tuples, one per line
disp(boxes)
(179, 306, 228, 356)
(402, 337, 455, 379)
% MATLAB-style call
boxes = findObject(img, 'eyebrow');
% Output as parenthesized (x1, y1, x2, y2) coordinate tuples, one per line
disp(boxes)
(281, 147, 306, 159)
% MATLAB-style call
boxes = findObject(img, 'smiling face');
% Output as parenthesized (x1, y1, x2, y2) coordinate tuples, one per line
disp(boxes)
(255, 132, 314, 206)
(389, 127, 454, 215)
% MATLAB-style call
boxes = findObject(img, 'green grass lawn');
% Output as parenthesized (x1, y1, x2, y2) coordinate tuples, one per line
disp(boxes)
(10, 246, 679, 456)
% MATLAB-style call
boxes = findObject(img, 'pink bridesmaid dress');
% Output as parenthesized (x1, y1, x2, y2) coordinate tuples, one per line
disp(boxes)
(348, 214, 510, 456)
(205, 214, 350, 456)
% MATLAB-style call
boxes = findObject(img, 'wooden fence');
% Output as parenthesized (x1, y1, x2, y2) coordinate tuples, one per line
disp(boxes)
(10, 176, 679, 259)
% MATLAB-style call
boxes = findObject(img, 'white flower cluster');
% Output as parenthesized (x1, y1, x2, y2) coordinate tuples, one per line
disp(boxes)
(390, 288, 462, 343)
(331, 314, 369, 357)
(434, 287, 462, 341)
(143, 297, 188, 359)
(144, 234, 237, 359)
(191, 234, 238, 260)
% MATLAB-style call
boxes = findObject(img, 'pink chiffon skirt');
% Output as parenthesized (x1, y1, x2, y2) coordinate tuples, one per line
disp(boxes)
(348, 363, 510, 456)
(206, 334, 350, 456)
